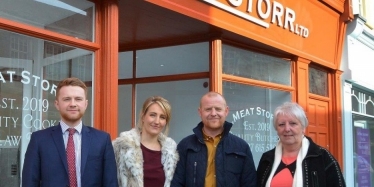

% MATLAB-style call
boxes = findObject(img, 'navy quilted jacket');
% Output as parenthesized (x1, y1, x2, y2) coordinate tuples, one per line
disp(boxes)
(171, 121, 257, 187)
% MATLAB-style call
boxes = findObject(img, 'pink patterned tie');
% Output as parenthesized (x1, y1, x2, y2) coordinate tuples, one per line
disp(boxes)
(67, 128, 77, 187)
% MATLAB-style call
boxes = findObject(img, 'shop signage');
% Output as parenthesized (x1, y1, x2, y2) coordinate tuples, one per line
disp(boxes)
(231, 106, 278, 154)
(0, 70, 57, 95)
(0, 70, 58, 146)
(201, 0, 309, 38)
(355, 128, 372, 187)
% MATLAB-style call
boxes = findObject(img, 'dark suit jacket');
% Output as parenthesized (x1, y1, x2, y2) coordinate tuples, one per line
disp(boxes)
(22, 124, 118, 187)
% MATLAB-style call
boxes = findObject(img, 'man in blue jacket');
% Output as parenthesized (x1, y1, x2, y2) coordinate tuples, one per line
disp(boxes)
(171, 91, 257, 187)
(22, 77, 118, 187)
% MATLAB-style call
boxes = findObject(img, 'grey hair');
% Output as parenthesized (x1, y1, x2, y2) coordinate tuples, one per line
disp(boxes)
(273, 102, 308, 129)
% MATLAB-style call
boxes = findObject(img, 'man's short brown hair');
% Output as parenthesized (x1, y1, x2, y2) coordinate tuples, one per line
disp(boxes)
(55, 77, 87, 99)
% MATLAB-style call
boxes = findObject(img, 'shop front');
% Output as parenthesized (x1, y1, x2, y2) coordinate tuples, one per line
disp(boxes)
(134, 0, 351, 167)
(341, 1, 374, 185)
(0, 0, 351, 185)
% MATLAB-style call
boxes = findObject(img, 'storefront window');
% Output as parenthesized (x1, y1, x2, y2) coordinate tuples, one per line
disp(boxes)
(0, 29, 93, 185)
(222, 44, 291, 86)
(351, 88, 374, 187)
(118, 85, 132, 133)
(136, 42, 209, 77)
(118, 42, 210, 140)
(224, 82, 291, 167)
(134, 79, 209, 142)
(222, 44, 292, 166)
(0, 0, 94, 41)
(309, 66, 328, 96)
(119, 51, 133, 79)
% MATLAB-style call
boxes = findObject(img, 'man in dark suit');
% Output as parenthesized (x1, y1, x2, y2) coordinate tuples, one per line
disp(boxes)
(22, 77, 118, 187)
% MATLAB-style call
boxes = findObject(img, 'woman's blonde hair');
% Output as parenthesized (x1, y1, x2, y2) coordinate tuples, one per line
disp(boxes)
(136, 96, 172, 136)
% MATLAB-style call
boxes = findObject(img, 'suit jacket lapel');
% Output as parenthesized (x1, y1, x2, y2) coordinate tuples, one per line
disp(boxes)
(51, 124, 69, 174)
(80, 125, 91, 177)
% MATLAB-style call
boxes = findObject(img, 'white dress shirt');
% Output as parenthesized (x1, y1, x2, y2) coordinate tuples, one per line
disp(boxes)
(61, 121, 82, 187)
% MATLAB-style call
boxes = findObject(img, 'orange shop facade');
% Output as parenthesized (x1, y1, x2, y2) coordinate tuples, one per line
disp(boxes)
(0, 0, 351, 185)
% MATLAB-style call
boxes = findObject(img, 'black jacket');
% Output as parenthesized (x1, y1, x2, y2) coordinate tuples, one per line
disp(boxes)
(256, 136, 346, 187)
(171, 121, 257, 187)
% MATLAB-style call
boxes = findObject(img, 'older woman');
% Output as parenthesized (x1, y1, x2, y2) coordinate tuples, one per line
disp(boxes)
(257, 102, 346, 187)
(112, 96, 179, 187)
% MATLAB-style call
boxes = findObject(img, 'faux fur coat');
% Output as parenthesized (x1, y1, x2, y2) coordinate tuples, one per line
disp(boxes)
(112, 128, 179, 187)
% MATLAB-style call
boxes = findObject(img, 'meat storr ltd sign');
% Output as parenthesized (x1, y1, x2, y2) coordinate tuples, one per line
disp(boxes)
(201, 0, 309, 38)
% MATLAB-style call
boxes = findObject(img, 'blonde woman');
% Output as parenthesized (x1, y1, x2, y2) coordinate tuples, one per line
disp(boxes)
(113, 96, 179, 187)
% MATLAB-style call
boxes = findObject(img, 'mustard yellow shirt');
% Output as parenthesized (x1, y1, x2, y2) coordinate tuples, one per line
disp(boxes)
(203, 131, 222, 187)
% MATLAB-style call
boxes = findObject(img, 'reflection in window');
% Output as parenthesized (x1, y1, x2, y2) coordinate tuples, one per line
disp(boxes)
(309, 66, 328, 96)
(223, 81, 291, 167)
(136, 42, 209, 77)
(118, 51, 133, 79)
(222, 44, 291, 86)
(0, 29, 93, 185)
(118, 85, 132, 134)
(0, 0, 94, 41)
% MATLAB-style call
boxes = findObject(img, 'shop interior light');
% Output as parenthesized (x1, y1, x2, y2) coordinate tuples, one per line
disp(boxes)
(34, 0, 87, 16)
